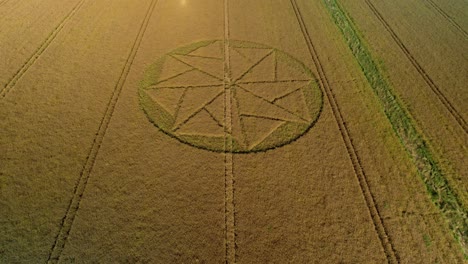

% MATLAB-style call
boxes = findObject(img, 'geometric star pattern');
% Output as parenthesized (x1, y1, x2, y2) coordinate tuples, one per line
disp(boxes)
(139, 40, 323, 152)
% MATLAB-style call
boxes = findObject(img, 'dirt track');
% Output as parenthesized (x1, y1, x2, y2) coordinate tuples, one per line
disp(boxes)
(0, 0, 466, 263)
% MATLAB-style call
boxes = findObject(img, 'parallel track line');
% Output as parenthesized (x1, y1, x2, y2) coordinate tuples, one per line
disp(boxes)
(325, 0, 468, 257)
(224, 0, 236, 262)
(0, 0, 87, 97)
(290, 1, 399, 263)
(364, 0, 467, 133)
(46, 0, 158, 262)
(424, 0, 468, 38)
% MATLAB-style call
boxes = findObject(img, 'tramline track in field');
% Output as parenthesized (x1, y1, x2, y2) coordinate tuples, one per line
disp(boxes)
(290, 0, 399, 263)
(364, 0, 468, 133)
(223, 0, 236, 262)
(0, 0, 87, 98)
(46, 0, 158, 262)
(423, 0, 468, 38)
(325, 0, 468, 257)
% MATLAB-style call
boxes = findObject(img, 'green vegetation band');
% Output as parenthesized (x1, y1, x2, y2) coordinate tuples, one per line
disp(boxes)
(322, 0, 467, 256)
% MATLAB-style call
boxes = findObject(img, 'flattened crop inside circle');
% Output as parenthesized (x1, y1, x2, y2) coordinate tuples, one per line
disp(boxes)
(139, 40, 323, 153)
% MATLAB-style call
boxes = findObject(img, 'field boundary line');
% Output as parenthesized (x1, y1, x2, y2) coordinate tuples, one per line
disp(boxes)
(364, 0, 467, 133)
(0, 0, 87, 98)
(290, 1, 399, 263)
(223, 0, 236, 262)
(423, 0, 468, 38)
(324, 0, 467, 257)
(46, 0, 158, 262)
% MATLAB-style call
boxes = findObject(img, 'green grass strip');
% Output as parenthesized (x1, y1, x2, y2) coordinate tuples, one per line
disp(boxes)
(322, 0, 467, 256)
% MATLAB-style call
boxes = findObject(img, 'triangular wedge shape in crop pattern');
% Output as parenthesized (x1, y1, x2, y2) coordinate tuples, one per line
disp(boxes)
(239, 81, 308, 102)
(155, 69, 223, 88)
(145, 88, 185, 116)
(176, 109, 224, 136)
(174, 86, 224, 129)
(234, 47, 273, 65)
(241, 115, 285, 149)
(230, 49, 253, 81)
(205, 93, 225, 127)
(190, 41, 223, 59)
(239, 53, 276, 82)
(274, 88, 311, 121)
(173, 55, 224, 80)
(235, 86, 305, 123)
(157, 56, 193, 81)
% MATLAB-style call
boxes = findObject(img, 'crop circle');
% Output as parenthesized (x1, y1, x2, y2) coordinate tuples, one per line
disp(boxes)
(139, 40, 323, 153)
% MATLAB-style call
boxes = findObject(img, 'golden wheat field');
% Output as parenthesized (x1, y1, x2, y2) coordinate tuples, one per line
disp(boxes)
(0, 0, 467, 263)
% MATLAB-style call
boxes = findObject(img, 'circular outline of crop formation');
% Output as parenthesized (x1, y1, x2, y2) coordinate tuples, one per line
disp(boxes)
(139, 40, 323, 153)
